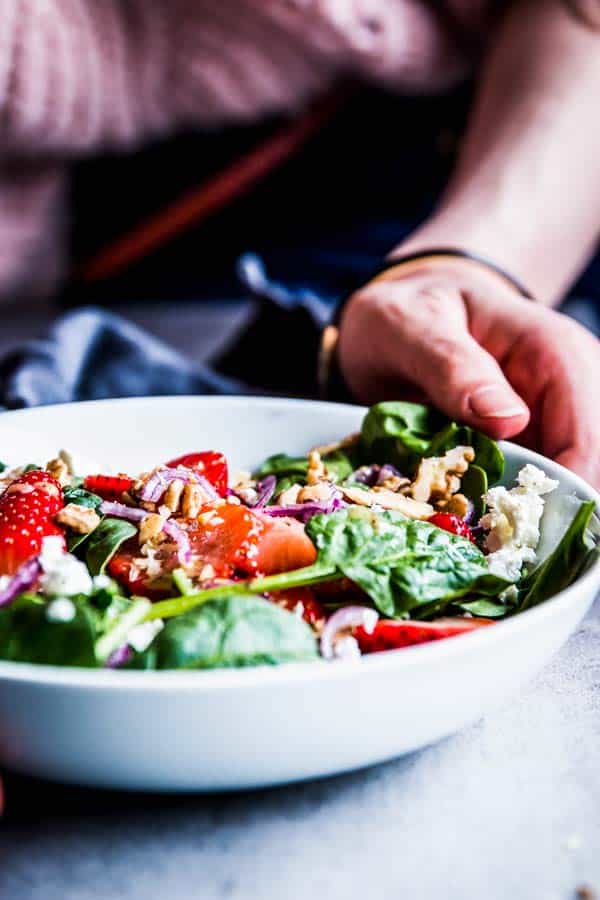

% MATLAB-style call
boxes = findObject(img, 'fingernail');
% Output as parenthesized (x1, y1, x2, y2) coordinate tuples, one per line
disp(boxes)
(468, 385, 527, 419)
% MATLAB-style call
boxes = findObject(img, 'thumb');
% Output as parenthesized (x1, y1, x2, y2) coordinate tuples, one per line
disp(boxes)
(400, 317, 530, 440)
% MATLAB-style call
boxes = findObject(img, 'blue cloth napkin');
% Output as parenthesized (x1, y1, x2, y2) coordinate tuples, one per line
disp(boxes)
(0, 255, 332, 408)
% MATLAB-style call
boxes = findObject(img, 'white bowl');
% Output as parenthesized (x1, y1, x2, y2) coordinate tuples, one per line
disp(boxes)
(0, 396, 597, 792)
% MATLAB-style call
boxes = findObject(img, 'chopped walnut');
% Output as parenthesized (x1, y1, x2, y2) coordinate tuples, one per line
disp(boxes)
(163, 478, 185, 513)
(55, 503, 101, 534)
(410, 446, 475, 504)
(437, 493, 470, 518)
(278, 483, 302, 505)
(306, 450, 327, 486)
(199, 563, 216, 581)
(198, 509, 217, 526)
(380, 474, 411, 493)
(45, 457, 71, 487)
(310, 432, 360, 458)
(182, 483, 204, 518)
(139, 513, 165, 545)
(298, 482, 335, 503)
(340, 485, 433, 519)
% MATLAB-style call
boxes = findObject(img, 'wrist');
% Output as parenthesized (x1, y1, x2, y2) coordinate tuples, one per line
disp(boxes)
(390, 207, 558, 305)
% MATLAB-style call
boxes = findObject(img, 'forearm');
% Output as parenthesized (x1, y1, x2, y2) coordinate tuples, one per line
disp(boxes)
(393, 0, 600, 305)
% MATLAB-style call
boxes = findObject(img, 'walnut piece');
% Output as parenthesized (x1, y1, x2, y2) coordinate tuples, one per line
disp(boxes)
(306, 450, 327, 486)
(139, 513, 165, 545)
(410, 446, 475, 504)
(380, 474, 411, 493)
(298, 482, 335, 503)
(45, 457, 71, 487)
(340, 485, 433, 519)
(278, 484, 302, 505)
(163, 478, 185, 513)
(55, 503, 101, 534)
(182, 483, 204, 518)
(437, 493, 470, 518)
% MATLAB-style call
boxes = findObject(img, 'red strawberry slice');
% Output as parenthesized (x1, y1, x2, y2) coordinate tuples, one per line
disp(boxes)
(0, 470, 65, 575)
(267, 587, 326, 628)
(355, 616, 494, 653)
(84, 474, 135, 501)
(165, 452, 228, 497)
(428, 512, 476, 543)
(107, 539, 172, 600)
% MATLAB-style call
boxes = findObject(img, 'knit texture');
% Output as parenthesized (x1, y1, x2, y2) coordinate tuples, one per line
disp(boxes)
(0, 0, 496, 301)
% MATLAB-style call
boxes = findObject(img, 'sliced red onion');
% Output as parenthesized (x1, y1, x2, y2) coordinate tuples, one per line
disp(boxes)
(140, 467, 219, 503)
(376, 464, 405, 485)
(320, 606, 379, 660)
(252, 476, 277, 509)
(262, 493, 345, 523)
(0, 557, 42, 608)
(351, 465, 380, 487)
(105, 644, 133, 669)
(462, 500, 476, 525)
(162, 518, 192, 564)
(351, 464, 406, 488)
(100, 501, 148, 522)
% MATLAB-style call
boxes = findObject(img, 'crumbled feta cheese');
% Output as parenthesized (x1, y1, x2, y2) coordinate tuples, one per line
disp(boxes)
(127, 619, 164, 653)
(46, 597, 76, 623)
(480, 464, 558, 582)
(39, 536, 93, 597)
(499, 584, 519, 605)
(92, 574, 112, 590)
(333, 635, 361, 660)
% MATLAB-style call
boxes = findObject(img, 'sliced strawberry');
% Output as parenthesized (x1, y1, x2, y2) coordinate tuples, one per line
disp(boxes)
(428, 512, 476, 543)
(166, 452, 228, 497)
(355, 616, 494, 653)
(107, 539, 171, 600)
(0, 470, 65, 575)
(267, 587, 326, 628)
(84, 474, 134, 501)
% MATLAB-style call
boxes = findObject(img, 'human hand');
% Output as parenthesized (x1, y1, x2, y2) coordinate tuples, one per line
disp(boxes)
(337, 258, 600, 488)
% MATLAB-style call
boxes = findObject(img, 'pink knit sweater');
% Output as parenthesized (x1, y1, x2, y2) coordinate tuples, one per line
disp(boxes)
(0, 0, 497, 302)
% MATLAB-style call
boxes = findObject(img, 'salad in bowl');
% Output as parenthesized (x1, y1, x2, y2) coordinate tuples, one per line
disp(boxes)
(0, 401, 596, 672)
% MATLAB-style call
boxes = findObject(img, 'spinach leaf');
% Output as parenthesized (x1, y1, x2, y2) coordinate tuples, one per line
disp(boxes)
(63, 485, 103, 511)
(254, 449, 354, 493)
(453, 598, 513, 618)
(145, 595, 318, 669)
(0, 600, 97, 666)
(460, 465, 488, 517)
(84, 517, 137, 575)
(360, 402, 444, 471)
(306, 509, 489, 617)
(255, 453, 309, 479)
(519, 500, 597, 611)
(359, 401, 504, 484)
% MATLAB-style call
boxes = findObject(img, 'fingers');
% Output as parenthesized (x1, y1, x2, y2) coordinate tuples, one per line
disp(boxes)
(382, 287, 530, 438)
(555, 448, 600, 492)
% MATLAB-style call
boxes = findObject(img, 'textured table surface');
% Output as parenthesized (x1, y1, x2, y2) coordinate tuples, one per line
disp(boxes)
(0, 303, 598, 900)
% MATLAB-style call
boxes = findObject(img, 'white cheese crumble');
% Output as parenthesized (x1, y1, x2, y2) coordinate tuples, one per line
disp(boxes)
(480, 464, 558, 582)
(39, 536, 93, 597)
(46, 597, 77, 623)
(127, 619, 164, 653)
(333, 635, 361, 660)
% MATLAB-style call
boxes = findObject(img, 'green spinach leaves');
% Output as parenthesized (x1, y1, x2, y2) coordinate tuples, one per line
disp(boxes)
(360, 401, 504, 483)
(139, 595, 318, 669)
